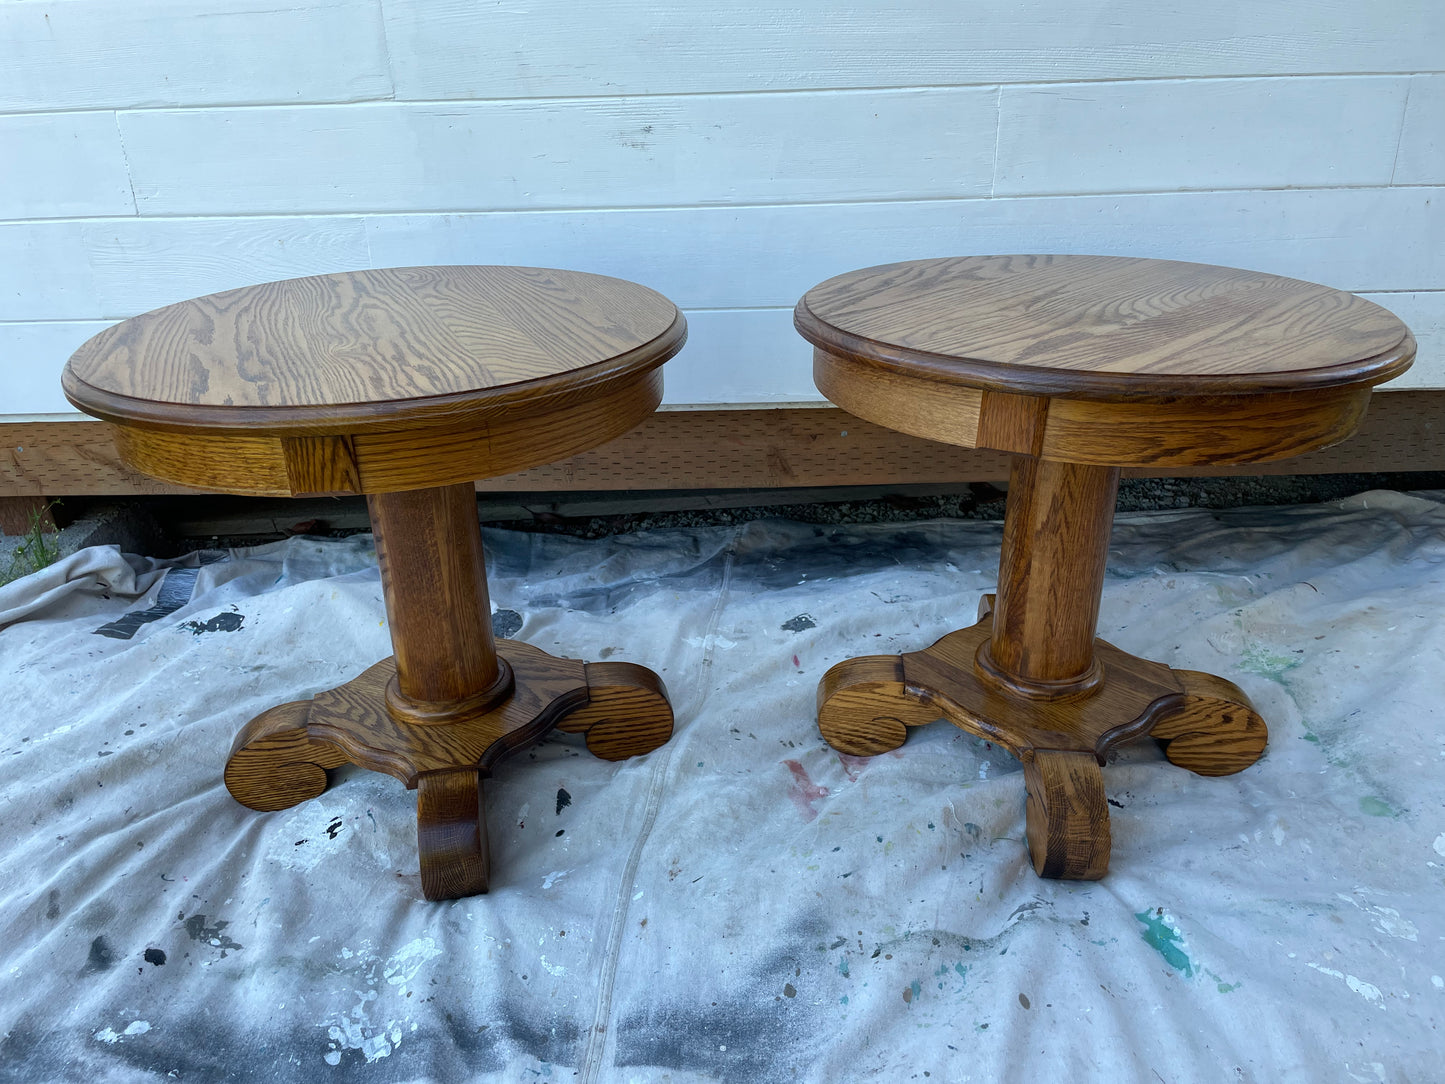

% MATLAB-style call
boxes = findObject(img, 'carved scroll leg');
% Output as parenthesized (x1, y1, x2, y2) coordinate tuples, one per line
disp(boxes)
(417, 768, 490, 901)
(224, 700, 350, 812)
(558, 661, 674, 762)
(1022, 749, 1111, 880)
(816, 655, 939, 756)
(1151, 670, 1268, 777)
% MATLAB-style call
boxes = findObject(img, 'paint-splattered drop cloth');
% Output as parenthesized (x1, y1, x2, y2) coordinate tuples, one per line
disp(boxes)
(1, 493, 1442, 1082)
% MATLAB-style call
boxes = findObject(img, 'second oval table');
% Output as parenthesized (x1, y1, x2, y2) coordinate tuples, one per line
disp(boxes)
(796, 254, 1415, 879)
(63, 265, 688, 900)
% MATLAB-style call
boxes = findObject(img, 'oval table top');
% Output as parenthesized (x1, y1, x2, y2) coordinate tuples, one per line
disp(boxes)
(795, 255, 1414, 399)
(63, 265, 687, 434)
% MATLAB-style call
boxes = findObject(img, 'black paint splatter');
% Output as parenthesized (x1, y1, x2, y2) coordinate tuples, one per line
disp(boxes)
(555, 788, 572, 815)
(492, 609, 523, 639)
(144, 947, 166, 966)
(181, 611, 245, 635)
(182, 914, 243, 957)
(780, 614, 816, 633)
(325, 817, 343, 839)
(44, 890, 59, 921)
(83, 935, 115, 974)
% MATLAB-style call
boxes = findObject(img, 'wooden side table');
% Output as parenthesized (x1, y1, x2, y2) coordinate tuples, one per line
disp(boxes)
(795, 255, 1415, 879)
(62, 266, 687, 900)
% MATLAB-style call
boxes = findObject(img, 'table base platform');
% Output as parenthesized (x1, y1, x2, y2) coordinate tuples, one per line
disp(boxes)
(818, 595, 1266, 879)
(224, 643, 672, 900)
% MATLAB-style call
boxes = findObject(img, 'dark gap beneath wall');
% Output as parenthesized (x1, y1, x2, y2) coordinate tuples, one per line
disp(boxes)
(86, 471, 1445, 550)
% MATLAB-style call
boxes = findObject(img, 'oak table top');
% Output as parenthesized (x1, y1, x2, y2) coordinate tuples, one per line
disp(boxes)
(795, 254, 1414, 399)
(61, 266, 688, 496)
(796, 255, 1416, 468)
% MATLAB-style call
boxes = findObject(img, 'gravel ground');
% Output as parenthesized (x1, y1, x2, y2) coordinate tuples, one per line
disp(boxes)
(470, 472, 1445, 540)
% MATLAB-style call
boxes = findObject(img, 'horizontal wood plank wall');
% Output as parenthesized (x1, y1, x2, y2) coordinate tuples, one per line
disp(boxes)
(4, 393, 1442, 498)
(1, 1, 1442, 422)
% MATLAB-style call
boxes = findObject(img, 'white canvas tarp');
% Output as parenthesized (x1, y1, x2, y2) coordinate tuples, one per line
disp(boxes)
(1, 492, 1442, 1082)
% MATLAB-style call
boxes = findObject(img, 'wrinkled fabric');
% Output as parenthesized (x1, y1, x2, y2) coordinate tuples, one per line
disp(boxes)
(0, 493, 1441, 1083)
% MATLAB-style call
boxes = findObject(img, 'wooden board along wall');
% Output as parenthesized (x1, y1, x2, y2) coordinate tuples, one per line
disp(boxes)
(4, 392, 1441, 500)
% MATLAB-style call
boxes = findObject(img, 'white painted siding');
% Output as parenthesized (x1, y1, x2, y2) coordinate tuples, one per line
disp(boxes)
(2, 0, 1442, 418)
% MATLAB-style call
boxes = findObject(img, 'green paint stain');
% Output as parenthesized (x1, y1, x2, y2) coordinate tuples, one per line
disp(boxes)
(954, 963, 969, 979)
(910, 980, 922, 1001)
(838, 956, 849, 978)
(839, 995, 848, 1005)
(1134, 910, 1194, 977)
(1239, 644, 1301, 681)
(1217, 982, 1241, 993)
(1359, 796, 1397, 818)
(1302, 732, 1320, 744)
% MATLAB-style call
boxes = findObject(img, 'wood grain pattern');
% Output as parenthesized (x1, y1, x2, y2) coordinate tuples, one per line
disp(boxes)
(817, 619, 1187, 763)
(1023, 750, 1111, 879)
(97, 366, 666, 496)
(987, 456, 1119, 691)
(557, 662, 674, 761)
(368, 484, 501, 707)
(815, 655, 939, 756)
(282, 434, 360, 496)
(1151, 670, 1269, 776)
(1037, 386, 1373, 467)
(906, 621, 1185, 760)
(8, 392, 1445, 500)
(223, 700, 349, 813)
(417, 769, 490, 900)
(814, 615, 1270, 878)
(811, 347, 983, 449)
(63, 266, 685, 433)
(224, 639, 674, 900)
(797, 255, 1414, 398)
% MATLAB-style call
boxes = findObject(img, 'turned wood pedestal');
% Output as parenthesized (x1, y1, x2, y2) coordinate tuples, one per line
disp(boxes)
(796, 255, 1416, 879)
(62, 266, 687, 900)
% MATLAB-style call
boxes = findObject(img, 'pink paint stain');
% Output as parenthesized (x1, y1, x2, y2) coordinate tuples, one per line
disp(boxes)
(836, 748, 906, 781)
(783, 759, 829, 822)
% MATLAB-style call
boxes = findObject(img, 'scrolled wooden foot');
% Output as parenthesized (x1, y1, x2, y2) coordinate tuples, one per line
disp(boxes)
(1151, 670, 1268, 777)
(557, 661, 674, 762)
(417, 768, 489, 900)
(1023, 749, 1111, 879)
(816, 655, 939, 756)
(224, 700, 350, 812)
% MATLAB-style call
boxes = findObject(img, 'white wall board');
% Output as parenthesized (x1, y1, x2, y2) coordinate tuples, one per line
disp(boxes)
(1394, 75, 1445, 186)
(1, 1, 1441, 422)
(118, 90, 998, 216)
(0, 321, 114, 415)
(0, 0, 392, 113)
(382, 0, 1445, 98)
(0, 113, 134, 220)
(995, 78, 1409, 196)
